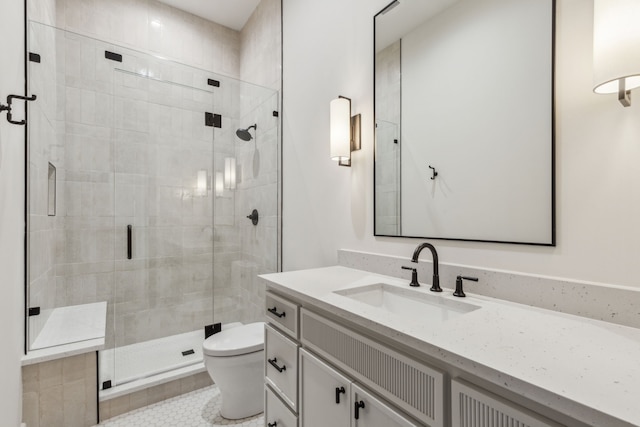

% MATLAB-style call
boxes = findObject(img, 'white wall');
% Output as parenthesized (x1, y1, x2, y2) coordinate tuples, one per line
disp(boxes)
(0, 0, 26, 424)
(283, 0, 640, 289)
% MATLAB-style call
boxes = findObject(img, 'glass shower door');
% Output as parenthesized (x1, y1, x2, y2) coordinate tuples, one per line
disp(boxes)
(211, 79, 280, 328)
(104, 68, 216, 388)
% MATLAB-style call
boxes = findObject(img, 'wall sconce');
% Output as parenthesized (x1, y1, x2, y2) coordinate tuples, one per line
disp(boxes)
(330, 96, 361, 167)
(593, 0, 640, 107)
(215, 171, 224, 197)
(196, 169, 209, 197)
(224, 157, 236, 190)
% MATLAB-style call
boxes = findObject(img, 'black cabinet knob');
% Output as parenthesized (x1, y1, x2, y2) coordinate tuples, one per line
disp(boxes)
(335, 386, 346, 404)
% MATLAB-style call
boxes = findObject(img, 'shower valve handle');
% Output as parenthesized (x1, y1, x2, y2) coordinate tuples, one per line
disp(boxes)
(268, 423, 277, 427)
(246, 209, 259, 225)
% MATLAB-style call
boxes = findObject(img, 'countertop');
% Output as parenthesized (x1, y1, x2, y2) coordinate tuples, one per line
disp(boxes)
(260, 266, 640, 427)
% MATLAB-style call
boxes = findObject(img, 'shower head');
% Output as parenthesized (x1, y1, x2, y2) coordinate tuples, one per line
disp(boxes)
(236, 124, 257, 141)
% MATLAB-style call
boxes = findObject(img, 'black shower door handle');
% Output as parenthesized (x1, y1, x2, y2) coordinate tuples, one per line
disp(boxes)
(127, 225, 132, 260)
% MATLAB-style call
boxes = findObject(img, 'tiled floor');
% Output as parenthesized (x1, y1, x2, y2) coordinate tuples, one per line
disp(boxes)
(95, 385, 264, 427)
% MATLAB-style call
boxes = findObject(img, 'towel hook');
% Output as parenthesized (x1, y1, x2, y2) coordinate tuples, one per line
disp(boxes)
(0, 94, 37, 125)
(428, 165, 438, 180)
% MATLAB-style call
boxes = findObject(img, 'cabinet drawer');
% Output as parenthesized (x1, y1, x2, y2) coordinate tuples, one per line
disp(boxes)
(266, 291, 299, 338)
(266, 384, 298, 427)
(265, 323, 299, 411)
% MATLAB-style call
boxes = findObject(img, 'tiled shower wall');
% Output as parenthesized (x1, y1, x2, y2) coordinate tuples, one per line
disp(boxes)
(235, 0, 282, 324)
(374, 40, 401, 235)
(28, 0, 281, 350)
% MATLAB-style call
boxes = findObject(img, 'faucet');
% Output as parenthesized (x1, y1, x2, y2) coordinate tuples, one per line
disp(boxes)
(411, 242, 441, 292)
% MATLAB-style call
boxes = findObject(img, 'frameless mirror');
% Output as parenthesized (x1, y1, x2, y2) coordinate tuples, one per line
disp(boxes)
(374, 0, 555, 245)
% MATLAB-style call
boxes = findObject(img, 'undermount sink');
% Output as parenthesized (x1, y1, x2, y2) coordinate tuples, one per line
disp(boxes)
(334, 283, 480, 322)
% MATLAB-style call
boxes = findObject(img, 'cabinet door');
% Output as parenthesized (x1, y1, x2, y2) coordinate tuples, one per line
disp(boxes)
(351, 384, 419, 427)
(300, 349, 351, 427)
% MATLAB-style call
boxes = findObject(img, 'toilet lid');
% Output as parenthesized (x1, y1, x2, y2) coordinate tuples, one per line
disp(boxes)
(202, 322, 264, 357)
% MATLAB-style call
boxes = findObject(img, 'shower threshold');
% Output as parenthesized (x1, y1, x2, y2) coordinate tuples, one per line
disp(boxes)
(99, 329, 206, 401)
(99, 323, 242, 401)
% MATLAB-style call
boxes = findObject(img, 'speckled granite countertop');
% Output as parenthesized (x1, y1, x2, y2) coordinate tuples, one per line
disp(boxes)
(260, 266, 640, 427)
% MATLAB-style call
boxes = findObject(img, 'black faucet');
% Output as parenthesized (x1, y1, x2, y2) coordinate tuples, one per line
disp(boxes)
(411, 242, 441, 292)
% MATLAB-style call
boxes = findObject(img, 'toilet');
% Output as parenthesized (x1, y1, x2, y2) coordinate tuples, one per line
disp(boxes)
(203, 322, 265, 419)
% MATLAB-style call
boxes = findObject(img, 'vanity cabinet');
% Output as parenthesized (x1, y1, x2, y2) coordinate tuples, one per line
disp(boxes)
(260, 267, 625, 427)
(300, 349, 418, 427)
(265, 290, 442, 427)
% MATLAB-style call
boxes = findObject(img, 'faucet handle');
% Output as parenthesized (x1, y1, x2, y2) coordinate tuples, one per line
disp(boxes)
(454, 276, 478, 297)
(401, 266, 420, 287)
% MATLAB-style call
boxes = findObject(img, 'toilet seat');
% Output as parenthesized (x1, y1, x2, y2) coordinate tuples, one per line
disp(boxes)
(203, 322, 264, 357)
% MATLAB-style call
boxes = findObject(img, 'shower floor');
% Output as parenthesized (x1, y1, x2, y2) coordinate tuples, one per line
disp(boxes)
(99, 324, 240, 400)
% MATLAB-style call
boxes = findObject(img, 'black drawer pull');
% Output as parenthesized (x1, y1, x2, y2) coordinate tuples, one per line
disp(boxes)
(335, 386, 346, 404)
(127, 225, 132, 260)
(268, 422, 277, 427)
(268, 306, 286, 318)
(354, 400, 365, 419)
(268, 357, 286, 373)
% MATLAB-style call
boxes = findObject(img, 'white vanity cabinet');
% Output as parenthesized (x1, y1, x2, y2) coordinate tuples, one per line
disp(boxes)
(266, 291, 430, 427)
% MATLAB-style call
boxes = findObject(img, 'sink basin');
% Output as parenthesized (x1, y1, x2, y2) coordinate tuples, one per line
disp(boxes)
(334, 283, 480, 323)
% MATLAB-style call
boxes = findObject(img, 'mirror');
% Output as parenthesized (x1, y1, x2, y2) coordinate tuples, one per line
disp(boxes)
(374, 0, 555, 245)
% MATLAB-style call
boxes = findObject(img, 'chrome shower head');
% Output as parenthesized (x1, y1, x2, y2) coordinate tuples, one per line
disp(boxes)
(236, 124, 257, 141)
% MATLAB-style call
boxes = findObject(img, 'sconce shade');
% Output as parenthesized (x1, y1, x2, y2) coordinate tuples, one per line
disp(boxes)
(196, 170, 207, 196)
(330, 97, 352, 162)
(224, 157, 236, 190)
(593, 0, 640, 94)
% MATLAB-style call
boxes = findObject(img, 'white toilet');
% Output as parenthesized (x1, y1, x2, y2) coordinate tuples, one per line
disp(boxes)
(202, 322, 265, 419)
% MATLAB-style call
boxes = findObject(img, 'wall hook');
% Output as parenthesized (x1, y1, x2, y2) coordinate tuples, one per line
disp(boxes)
(428, 165, 438, 180)
(0, 94, 37, 125)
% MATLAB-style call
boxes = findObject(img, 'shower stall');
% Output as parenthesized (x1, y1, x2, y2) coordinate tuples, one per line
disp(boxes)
(26, 21, 280, 398)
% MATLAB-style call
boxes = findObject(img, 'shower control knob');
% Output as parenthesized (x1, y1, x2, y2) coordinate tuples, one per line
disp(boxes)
(247, 209, 259, 225)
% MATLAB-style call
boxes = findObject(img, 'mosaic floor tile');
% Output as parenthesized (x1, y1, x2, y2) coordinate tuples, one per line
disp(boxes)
(95, 385, 264, 427)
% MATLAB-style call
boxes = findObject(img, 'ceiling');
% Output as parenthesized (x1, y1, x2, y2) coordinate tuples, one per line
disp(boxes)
(156, 0, 261, 31)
